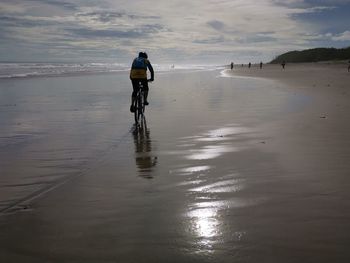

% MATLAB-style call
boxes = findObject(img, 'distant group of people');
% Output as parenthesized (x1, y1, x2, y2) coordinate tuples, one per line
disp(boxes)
(230, 61, 264, 69)
(230, 61, 288, 70)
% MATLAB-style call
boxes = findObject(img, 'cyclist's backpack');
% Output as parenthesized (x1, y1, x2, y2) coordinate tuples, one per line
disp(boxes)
(132, 57, 147, 70)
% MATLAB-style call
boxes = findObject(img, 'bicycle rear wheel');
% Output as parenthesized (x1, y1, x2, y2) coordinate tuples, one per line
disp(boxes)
(134, 92, 144, 124)
(134, 97, 139, 124)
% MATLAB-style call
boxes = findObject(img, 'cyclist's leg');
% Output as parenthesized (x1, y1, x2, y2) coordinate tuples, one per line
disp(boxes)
(131, 79, 139, 112)
(141, 80, 149, 105)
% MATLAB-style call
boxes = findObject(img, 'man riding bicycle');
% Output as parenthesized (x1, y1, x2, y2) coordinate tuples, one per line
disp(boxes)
(130, 52, 154, 113)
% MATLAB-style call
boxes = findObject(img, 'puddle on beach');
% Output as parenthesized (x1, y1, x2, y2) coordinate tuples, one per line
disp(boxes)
(164, 124, 256, 253)
(189, 178, 244, 193)
(185, 192, 259, 254)
(185, 144, 240, 160)
(177, 165, 211, 175)
(165, 125, 250, 162)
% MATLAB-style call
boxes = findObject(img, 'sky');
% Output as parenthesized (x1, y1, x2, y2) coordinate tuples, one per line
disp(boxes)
(0, 0, 350, 64)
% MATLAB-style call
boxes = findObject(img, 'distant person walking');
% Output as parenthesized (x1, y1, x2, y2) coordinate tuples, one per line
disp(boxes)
(281, 61, 286, 69)
(248, 62, 251, 68)
(230, 62, 234, 70)
(260, 62, 263, 69)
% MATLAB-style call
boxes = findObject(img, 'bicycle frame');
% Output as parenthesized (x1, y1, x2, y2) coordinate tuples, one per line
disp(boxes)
(134, 82, 145, 124)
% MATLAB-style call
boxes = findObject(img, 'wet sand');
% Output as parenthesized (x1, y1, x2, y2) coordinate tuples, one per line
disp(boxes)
(1, 67, 350, 262)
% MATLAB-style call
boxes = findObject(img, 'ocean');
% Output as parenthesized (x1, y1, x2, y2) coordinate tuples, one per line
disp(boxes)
(0, 62, 224, 79)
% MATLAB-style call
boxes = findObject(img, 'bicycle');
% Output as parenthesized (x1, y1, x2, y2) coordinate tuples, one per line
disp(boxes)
(134, 81, 146, 125)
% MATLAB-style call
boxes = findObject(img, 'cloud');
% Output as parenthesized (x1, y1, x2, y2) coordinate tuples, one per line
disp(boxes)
(332, 31, 350, 41)
(0, 15, 58, 27)
(0, 2, 27, 13)
(300, 30, 350, 45)
(193, 36, 225, 44)
(207, 20, 225, 31)
(26, 0, 78, 11)
(66, 24, 163, 39)
(237, 34, 277, 44)
(76, 10, 160, 23)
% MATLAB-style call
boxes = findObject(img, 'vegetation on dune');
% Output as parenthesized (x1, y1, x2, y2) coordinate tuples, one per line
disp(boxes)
(270, 47, 350, 63)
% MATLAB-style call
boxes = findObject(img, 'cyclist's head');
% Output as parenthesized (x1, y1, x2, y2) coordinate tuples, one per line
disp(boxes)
(138, 52, 148, 59)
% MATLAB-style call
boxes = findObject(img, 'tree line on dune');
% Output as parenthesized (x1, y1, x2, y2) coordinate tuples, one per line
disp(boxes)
(270, 46, 350, 64)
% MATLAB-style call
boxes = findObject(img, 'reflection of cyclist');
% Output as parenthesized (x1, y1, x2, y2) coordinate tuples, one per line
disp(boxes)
(133, 124, 157, 179)
(130, 52, 154, 113)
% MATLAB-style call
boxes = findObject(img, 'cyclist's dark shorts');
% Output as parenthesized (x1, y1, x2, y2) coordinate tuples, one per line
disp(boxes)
(131, 79, 148, 97)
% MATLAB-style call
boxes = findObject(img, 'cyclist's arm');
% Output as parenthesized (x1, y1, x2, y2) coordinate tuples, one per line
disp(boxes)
(147, 61, 154, 81)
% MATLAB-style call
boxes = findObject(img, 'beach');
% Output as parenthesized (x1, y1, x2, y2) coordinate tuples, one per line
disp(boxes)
(1, 64, 350, 262)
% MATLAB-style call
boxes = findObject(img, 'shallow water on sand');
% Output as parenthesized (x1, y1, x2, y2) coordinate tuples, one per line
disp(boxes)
(1, 70, 349, 262)
(0, 73, 132, 212)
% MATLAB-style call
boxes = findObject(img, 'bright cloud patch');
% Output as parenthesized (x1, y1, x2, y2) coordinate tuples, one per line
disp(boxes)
(332, 31, 350, 41)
